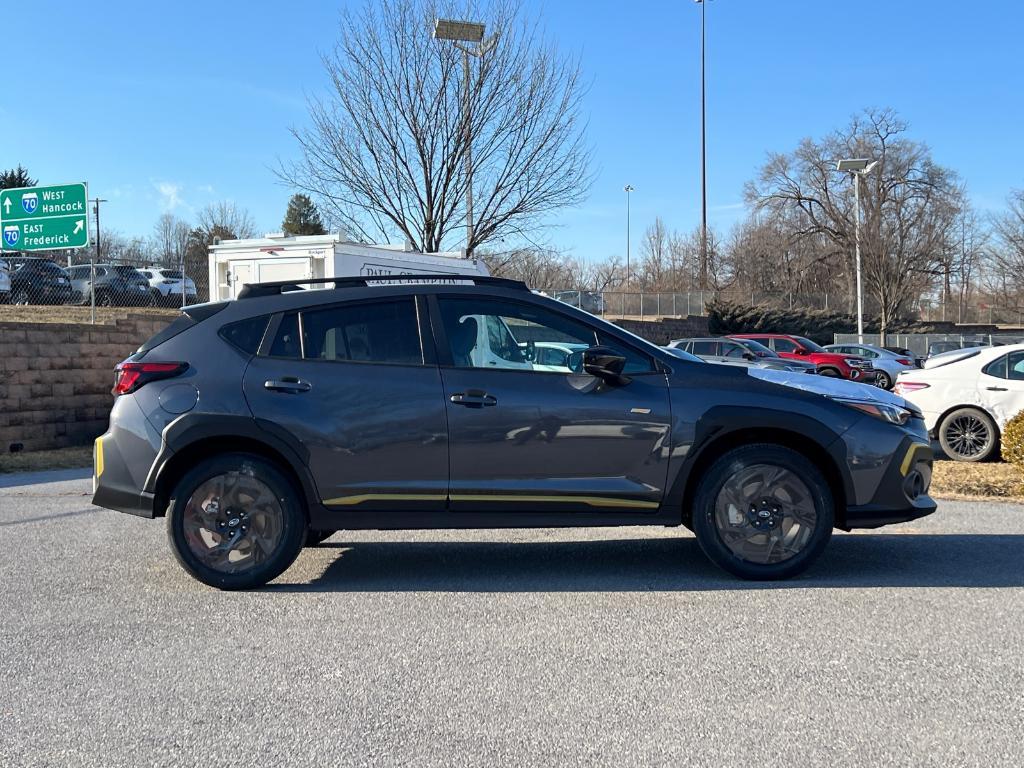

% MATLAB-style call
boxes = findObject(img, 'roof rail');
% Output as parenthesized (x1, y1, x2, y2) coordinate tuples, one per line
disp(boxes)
(236, 273, 528, 299)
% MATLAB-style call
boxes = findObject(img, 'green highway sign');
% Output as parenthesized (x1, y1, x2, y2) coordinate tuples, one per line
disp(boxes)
(1, 182, 89, 251)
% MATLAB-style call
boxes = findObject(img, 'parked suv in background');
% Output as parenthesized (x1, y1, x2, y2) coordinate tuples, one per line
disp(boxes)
(68, 263, 151, 306)
(731, 334, 875, 382)
(668, 337, 817, 373)
(6, 257, 73, 305)
(92, 275, 935, 590)
(139, 267, 197, 305)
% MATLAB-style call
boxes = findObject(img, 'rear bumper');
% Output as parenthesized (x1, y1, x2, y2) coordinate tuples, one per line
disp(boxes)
(92, 434, 157, 518)
(843, 439, 936, 529)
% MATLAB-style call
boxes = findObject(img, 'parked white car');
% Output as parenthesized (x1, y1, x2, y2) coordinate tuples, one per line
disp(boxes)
(138, 267, 197, 303)
(893, 344, 1024, 461)
(0, 258, 10, 302)
(824, 343, 919, 390)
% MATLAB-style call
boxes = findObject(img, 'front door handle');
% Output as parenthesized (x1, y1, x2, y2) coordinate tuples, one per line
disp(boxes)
(265, 377, 311, 394)
(450, 389, 498, 407)
(986, 386, 1008, 392)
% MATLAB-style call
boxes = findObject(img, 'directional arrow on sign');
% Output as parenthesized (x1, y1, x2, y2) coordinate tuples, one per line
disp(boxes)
(73, 220, 84, 234)
(2, 198, 9, 214)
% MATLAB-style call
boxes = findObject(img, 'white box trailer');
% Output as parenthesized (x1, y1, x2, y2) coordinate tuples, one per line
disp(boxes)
(208, 233, 488, 300)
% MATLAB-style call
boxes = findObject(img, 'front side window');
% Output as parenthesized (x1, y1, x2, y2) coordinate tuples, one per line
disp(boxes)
(438, 297, 654, 374)
(300, 299, 422, 365)
(721, 342, 746, 358)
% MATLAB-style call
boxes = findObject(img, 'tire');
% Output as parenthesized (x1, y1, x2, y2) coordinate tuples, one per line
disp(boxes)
(305, 529, 334, 546)
(166, 453, 306, 590)
(938, 407, 998, 462)
(691, 444, 834, 580)
(819, 367, 840, 378)
(97, 290, 113, 307)
(12, 288, 30, 305)
(875, 371, 892, 390)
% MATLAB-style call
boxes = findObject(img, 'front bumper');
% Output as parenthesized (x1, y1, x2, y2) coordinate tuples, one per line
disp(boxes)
(843, 438, 936, 529)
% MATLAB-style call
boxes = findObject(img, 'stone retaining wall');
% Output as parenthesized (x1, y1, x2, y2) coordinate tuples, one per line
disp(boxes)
(0, 315, 173, 453)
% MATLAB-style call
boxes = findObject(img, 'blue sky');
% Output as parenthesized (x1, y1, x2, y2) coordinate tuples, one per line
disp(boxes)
(2, 0, 1021, 262)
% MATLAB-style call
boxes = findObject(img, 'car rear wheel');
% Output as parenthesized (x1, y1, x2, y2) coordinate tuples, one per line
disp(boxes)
(12, 288, 30, 305)
(691, 444, 834, 580)
(938, 407, 997, 462)
(874, 371, 892, 389)
(166, 453, 306, 590)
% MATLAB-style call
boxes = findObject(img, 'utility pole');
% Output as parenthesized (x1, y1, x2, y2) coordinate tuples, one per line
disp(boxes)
(90, 198, 107, 324)
(696, 0, 709, 290)
(624, 185, 634, 291)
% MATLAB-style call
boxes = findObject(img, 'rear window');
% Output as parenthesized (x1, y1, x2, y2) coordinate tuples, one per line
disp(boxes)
(137, 303, 228, 354)
(161, 270, 184, 279)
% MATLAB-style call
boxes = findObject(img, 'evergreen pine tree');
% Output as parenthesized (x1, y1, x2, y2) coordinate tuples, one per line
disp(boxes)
(281, 194, 327, 236)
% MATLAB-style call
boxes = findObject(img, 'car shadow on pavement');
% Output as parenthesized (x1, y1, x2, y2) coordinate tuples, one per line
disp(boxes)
(272, 532, 1024, 592)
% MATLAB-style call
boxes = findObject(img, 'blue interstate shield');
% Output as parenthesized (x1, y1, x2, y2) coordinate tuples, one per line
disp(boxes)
(3, 225, 20, 246)
(22, 193, 38, 214)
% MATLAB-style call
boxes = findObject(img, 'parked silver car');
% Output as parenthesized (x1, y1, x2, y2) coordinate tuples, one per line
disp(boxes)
(668, 337, 817, 374)
(824, 343, 918, 390)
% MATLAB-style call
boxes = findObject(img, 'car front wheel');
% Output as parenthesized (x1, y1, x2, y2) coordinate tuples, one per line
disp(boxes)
(166, 453, 306, 589)
(691, 444, 834, 580)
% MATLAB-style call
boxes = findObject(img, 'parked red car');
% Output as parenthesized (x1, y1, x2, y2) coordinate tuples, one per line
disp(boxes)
(729, 334, 876, 382)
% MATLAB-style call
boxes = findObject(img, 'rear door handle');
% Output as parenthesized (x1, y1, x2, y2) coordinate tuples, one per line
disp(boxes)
(265, 377, 311, 394)
(450, 389, 498, 407)
(986, 386, 1008, 392)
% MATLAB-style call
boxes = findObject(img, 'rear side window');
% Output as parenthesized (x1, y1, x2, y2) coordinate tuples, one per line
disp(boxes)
(690, 340, 718, 356)
(219, 316, 270, 355)
(270, 299, 423, 365)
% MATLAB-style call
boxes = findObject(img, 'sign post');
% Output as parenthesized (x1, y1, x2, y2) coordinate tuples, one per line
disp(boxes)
(0, 183, 90, 251)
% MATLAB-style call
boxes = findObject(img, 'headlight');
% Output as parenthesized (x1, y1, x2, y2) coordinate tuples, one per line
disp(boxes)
(844, 358, 864, 367)
(832, 397, 912, 425)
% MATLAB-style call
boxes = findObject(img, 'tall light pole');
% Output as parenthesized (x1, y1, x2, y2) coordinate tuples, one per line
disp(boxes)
(433, 18, 497, 257)
(836, 158, 877, 343)
(695, 0, 709, 289)
(624, 185, 634, 290)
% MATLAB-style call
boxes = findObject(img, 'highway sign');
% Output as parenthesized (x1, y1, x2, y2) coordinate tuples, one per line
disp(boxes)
(0, 182, 89, 251)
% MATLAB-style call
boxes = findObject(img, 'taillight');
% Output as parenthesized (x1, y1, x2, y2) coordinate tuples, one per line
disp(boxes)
(893, 381, 929, 396)
(112, 361, 188, 395)
(896, 358, 912, 366)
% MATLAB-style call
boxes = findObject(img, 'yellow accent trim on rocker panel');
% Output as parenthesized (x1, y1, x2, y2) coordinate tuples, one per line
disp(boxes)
(899, 442, 931, 476)
(322, 492, 660, 509)
(451, 494, 659, 509)
(94, 437, 105, 479)
(323, 493, 448, 506)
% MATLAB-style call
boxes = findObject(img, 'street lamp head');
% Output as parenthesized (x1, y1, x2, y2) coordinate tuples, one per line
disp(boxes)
(433, 18, 486, 43)
(836, 158, 873, 172)
(624, 184, 634, 193)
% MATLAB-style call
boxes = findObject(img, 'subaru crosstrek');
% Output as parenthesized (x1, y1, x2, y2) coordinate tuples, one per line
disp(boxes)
(92, 275, 936, 589)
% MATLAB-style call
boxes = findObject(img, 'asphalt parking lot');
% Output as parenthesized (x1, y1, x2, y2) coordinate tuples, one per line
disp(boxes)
(2, 470, 1023, 767)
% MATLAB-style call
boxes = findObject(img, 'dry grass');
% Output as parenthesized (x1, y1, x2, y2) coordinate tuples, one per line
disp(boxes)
(931, 460, 1024, 501)
(0, 305, 178, 325)
(0, 446, 93, 474)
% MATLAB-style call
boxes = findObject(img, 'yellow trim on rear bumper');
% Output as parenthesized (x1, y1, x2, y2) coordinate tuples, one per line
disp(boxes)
(899, 442, 930, 476)
(94, 436, 105, 479)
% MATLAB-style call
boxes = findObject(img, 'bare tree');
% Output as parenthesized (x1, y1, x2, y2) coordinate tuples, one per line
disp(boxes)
(197, 201, 257, 240)
(151, 213, 192, 269)
(989, 189, 1024, 308)
(281, 0, 591, 255)
(746, 108, 963, 338)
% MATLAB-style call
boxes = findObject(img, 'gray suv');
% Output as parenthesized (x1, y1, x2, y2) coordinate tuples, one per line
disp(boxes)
(92, 275, 936, 589)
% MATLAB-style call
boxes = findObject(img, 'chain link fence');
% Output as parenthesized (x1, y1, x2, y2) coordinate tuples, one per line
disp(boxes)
(0, 252, 200, 318)
(833, 332, 1024, 359)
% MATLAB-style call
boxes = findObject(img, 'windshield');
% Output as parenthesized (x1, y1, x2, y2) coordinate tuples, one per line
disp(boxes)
(794, 336, 825, 352)
(736, 338, 777, 357)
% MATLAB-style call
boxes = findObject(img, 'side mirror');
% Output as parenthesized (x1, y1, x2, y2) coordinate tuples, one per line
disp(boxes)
(796, 348, 810, 356)
(583, 346, 629, 383)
